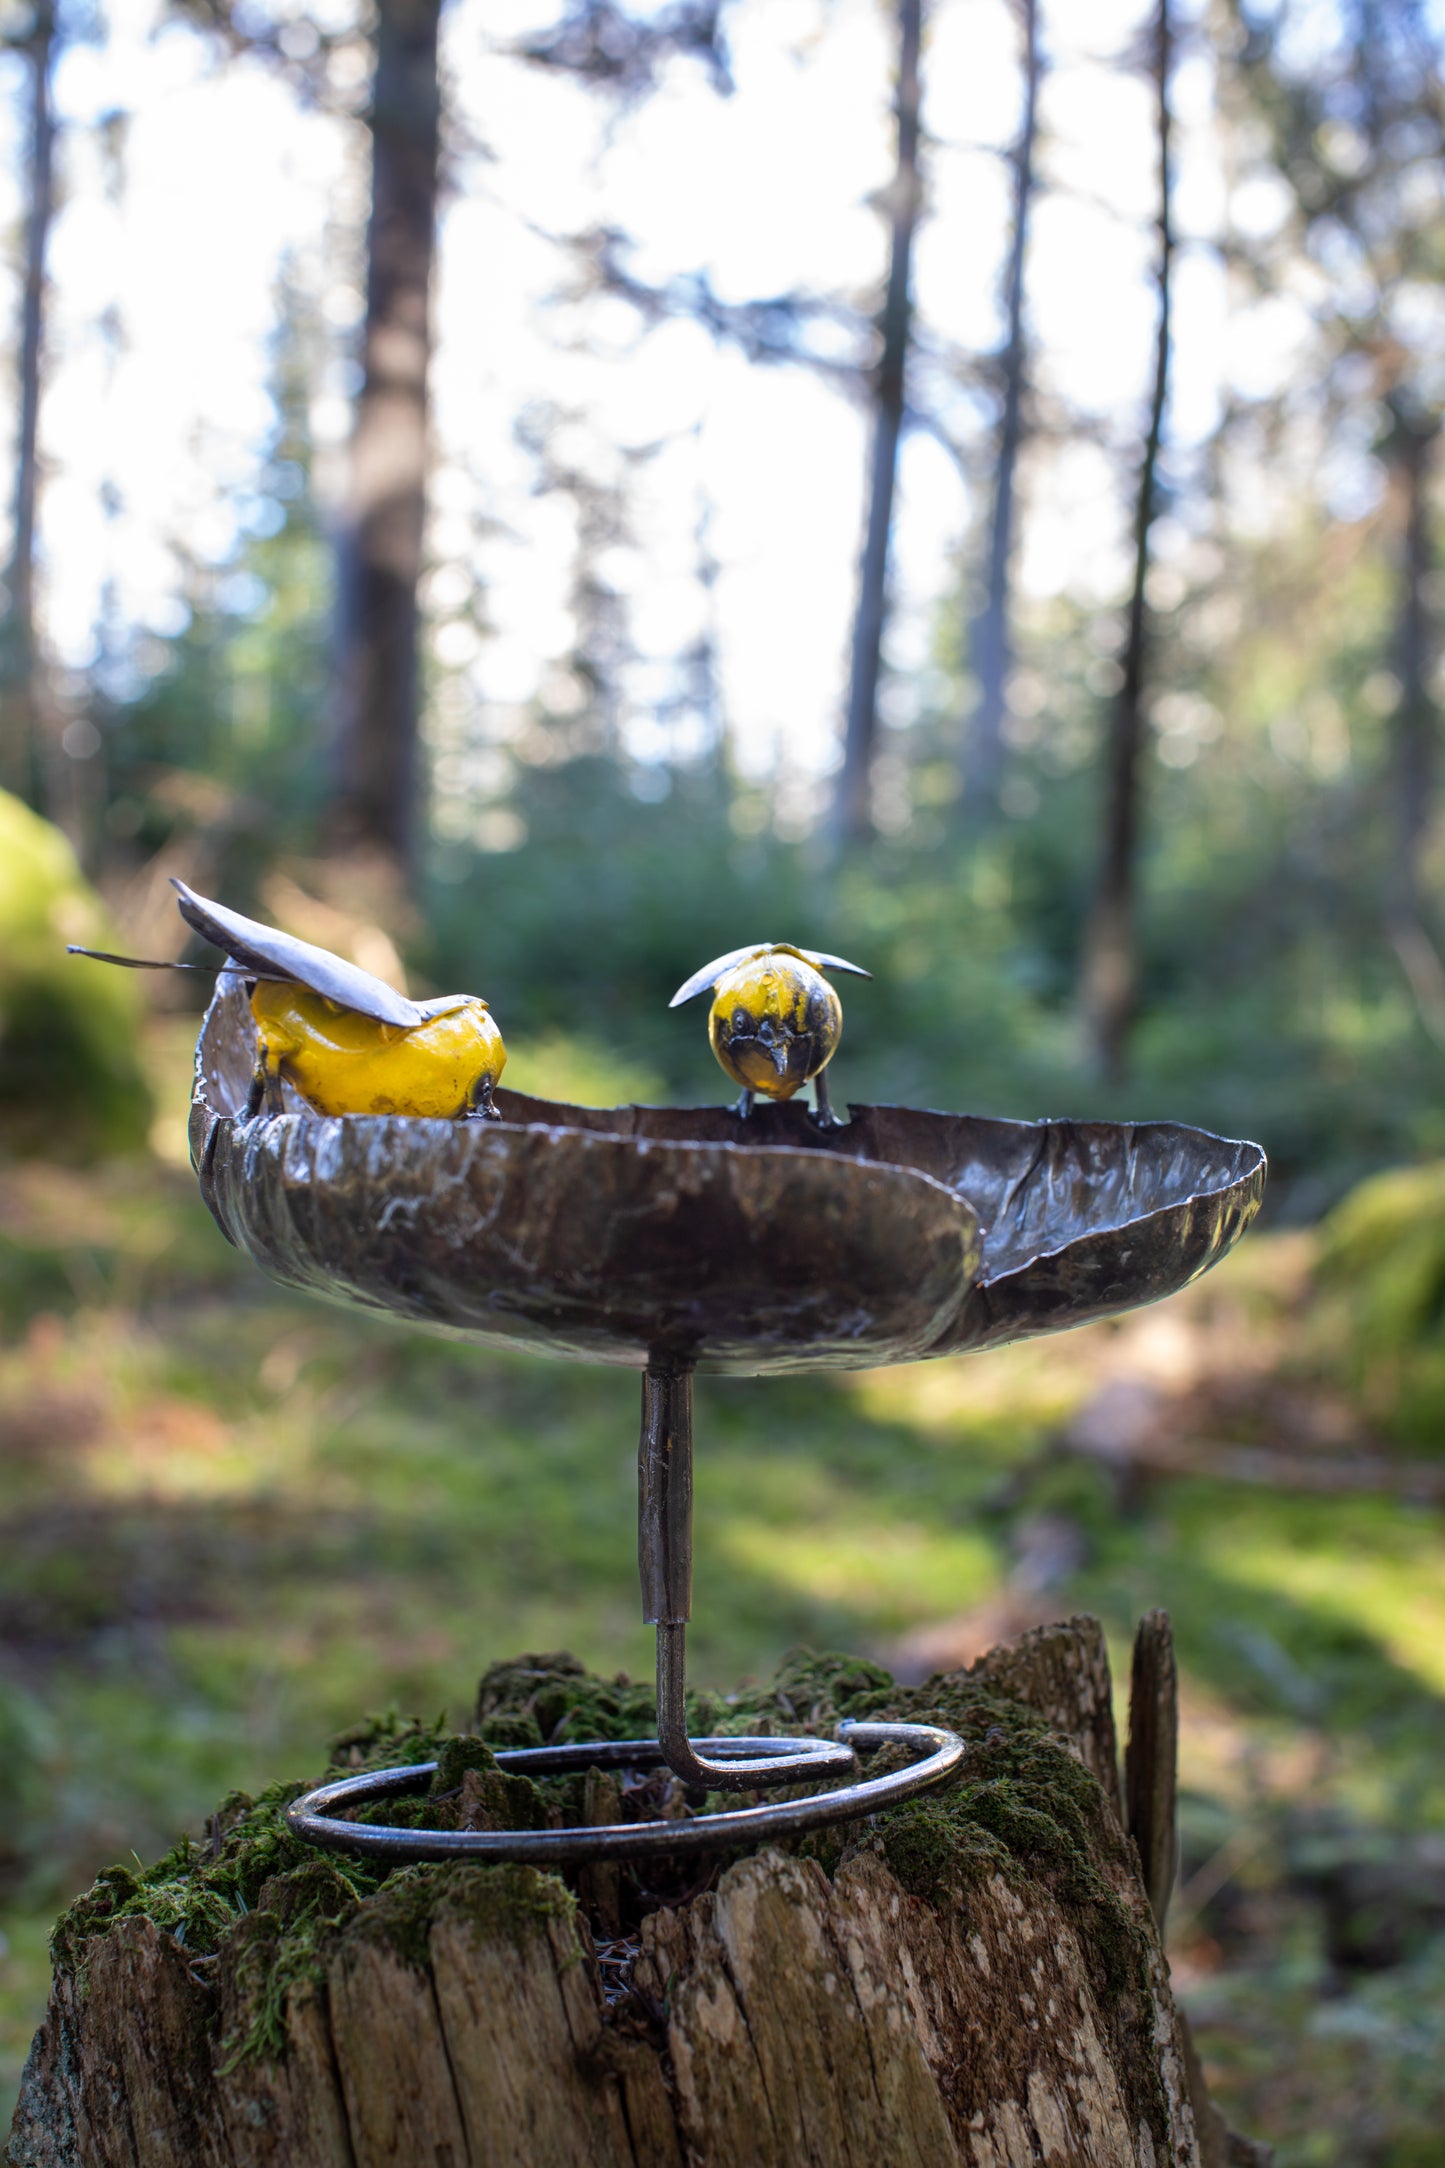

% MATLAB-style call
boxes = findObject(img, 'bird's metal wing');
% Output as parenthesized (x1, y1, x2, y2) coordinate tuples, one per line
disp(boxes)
(171, 879, 427, 1029)
(67, 948, 267, 976)
(668, 944, 768, 1008)
(410, 993, 476, 1021)
(805, 949, 872, 980)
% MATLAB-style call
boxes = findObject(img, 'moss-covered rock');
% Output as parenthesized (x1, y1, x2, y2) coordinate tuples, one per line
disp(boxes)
(0, 792, 151, 1157)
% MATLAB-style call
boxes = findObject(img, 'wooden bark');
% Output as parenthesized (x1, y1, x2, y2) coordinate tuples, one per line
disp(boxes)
(9, 1619, 1267, 2168)
(1382, 406, 1445, 1047)
(964, 0, 1040, 814)
(330, 0, 442, 880)
(833, 0, 924, 844)
(0, 0, 57, 813)
(1080, 0, 1174, 1083)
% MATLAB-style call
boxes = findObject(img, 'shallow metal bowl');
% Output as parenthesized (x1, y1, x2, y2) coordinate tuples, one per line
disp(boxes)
(190, 977, 1265, 1375)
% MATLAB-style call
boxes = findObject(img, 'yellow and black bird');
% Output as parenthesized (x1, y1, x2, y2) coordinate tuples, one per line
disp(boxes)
(669, 941, 870, 1128)
(71, 879, 506, 1121)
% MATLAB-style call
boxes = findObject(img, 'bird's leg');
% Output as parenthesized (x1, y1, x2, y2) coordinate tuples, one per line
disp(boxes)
(467, 1074, 502, 1122)
(810, 1066, 846, 1130)
(246, 1047, 285, 1117)
(733, 1087, 755, 1120)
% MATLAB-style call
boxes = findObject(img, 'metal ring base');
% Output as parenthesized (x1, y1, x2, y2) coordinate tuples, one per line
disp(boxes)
(286, 1718, 966, 1865)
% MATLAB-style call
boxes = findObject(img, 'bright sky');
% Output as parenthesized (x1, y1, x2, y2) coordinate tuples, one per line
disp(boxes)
(0, 0, 1316, 820)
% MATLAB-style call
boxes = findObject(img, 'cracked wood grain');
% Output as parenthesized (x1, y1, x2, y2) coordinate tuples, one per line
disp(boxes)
(8, 1621, 1274, 2168)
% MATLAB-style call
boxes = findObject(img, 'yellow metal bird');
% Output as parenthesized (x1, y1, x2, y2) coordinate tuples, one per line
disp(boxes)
(71, 879, 506, 1121)
(669, 941, 870, 1128)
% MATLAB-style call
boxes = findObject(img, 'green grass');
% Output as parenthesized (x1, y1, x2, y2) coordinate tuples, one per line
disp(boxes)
(1, 1145, 1443, 2159)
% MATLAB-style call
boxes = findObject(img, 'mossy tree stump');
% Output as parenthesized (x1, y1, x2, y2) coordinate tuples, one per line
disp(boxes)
(8, 1617, 1268, 2167)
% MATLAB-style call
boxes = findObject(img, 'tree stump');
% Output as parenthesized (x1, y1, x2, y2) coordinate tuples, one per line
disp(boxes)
(7, 1617, 1269, 2167)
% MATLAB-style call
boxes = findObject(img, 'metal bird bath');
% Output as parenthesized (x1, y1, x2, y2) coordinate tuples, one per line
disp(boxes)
(191, 975, 1265, 1861)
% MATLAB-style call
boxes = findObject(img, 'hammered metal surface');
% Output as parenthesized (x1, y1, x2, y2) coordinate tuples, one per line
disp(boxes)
(190, 977, 1265, 1374)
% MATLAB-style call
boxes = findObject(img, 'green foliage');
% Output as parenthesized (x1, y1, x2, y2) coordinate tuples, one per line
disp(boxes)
(414, 740, 1445, 1203)
(0, 792, 151, 1158)
(1314, 1161, 1445, 1448)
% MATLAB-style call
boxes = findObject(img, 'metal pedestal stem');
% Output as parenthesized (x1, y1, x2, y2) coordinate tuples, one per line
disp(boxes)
(641, 1366, 856, 1791)
(286, 1364, 965, 1862)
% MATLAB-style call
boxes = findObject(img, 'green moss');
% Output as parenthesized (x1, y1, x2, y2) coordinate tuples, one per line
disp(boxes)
(219, 1861, 366, 2067)
(475, 1711, 545, 1752)
(474, 1649, 733, 1744)
(50, 1779, 344, 1988)
(339, 1865, 451, 1976)
(327, 1709, 452, 1772)
(868, 1799, 1012, 1898)
(475, 1651, 663, 1744)
(340, 1862, 574, 1974)
(351, 1797, 439, 1828)
(432, 1861, 577, 1947)
(429, 1736, 503, 1792)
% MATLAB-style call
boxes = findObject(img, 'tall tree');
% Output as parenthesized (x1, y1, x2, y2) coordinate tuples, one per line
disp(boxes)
(963, 0, 1040, 816)
(0, 0, 58, 813)
(1079, 0, 1174, 1082)
(1226, 0, 1445, 1039)
(329, 0, 444, 886)
(832, 0, 924, 844)
(1382, 395, 1444, 1036)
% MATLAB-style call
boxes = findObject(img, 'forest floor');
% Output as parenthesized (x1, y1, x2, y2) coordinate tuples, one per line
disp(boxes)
(2, 1069, 1444, 2163)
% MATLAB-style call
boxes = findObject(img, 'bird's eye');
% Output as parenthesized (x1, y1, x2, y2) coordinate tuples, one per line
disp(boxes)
(733, 1008, 749, 1034)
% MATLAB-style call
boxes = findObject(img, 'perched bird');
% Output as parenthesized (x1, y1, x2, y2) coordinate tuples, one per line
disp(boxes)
(70, 879, 506, 1121)
(669, 941, 870, 1128)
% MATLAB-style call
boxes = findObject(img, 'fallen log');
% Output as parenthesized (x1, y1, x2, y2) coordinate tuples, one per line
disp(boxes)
(7, 1617, 1269, 2167)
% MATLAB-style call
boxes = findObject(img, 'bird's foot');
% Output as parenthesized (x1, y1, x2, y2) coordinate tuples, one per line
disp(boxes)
(467, 1077, 503, 1122)
(809, 1071, 847, 1131)
(246, 1062, 285, 1117)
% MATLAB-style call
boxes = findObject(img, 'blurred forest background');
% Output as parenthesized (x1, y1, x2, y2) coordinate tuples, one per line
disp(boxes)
(2, 0, 1445, 2157)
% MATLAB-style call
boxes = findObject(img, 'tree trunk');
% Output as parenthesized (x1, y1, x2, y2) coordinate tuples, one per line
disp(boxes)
(964, 0, 1039, 816)
(0, 1, 57, 814)
(330, 0, 443, 885)
(8, 1617, 1270, 2167)
(1080, 0, 1173, 1083)
(1382, 406, 1445, 1043)
(833, 0, 923, 845)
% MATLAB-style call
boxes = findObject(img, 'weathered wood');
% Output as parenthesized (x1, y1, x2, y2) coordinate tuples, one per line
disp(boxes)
(968, 1609, 1125, 1819)
(213, 1959, 354, 2167)
(8, 1624, 1270, 2168)
(1127, 1608, 1179, 1930)
(327, 1913, 468, 2167)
